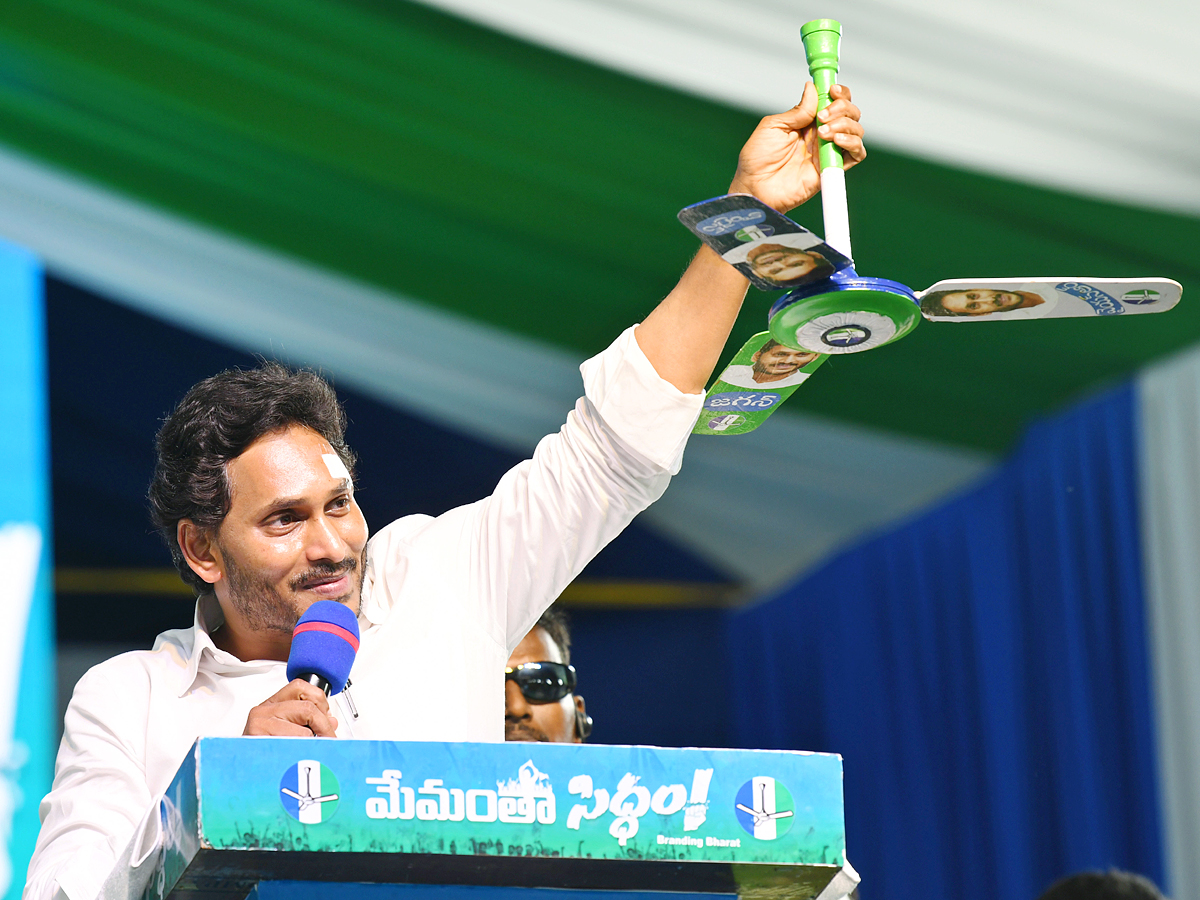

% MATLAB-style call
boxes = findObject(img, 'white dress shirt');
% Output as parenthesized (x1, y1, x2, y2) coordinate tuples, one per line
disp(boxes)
(25, 326, 702, 900)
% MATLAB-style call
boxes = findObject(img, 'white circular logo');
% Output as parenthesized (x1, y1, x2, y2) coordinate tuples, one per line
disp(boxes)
(794, 311, 896, 354)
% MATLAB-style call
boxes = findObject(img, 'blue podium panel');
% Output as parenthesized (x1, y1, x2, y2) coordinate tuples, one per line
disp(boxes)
(111, 739, 845, 900)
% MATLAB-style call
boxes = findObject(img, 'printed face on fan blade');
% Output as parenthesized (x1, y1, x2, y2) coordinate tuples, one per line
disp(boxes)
(678, 195, 853, 291)
(693, 332, 828, 436)
(918, 278, 1182, 322)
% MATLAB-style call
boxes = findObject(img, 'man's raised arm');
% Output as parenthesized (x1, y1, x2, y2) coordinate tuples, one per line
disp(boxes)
(372, 83, 868, 655)
(635, 82, 864, 394)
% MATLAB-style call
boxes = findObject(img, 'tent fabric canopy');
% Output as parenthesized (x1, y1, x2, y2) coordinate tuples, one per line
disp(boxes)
(416, 0, 1200, 215)
(0, 0, 1196, 457)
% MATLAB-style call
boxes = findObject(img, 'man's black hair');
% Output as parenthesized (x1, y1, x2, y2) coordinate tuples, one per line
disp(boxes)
(148, 362, 357, 594)
(753, 339, 816, 359)
(535, 604, 572, 665)
(1036, 870, 1164, 900)
(920, 289, 964, 317)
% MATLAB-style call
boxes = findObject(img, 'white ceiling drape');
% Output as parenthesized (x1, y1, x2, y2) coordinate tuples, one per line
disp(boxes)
(415, 0, 1200, 214)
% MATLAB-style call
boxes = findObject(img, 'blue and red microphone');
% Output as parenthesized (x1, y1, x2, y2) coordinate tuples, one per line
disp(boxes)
(286, 600, 360, 696)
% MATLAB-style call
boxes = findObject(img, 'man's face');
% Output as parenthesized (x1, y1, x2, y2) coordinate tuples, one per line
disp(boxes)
(939, 289, 1026, 315)
(748, 245, 821, 282)
(505, 627, 584, 743)
(752, 345, 818, 377)
(212, 425, 369, 634)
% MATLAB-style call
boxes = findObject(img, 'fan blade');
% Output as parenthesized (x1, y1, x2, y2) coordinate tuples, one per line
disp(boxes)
(678, 195, 853, 292)
(693, 332, 827, 436)
(917, 277, 1181, 322)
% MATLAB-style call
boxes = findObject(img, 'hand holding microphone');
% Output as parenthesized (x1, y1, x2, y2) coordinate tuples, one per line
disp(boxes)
(243, 601, 360, 737)
(243, 680, 339, 737)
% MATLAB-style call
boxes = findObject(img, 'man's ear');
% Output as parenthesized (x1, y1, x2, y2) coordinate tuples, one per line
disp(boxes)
(177, 520, 223, 585)
(573, 695, 592, 743)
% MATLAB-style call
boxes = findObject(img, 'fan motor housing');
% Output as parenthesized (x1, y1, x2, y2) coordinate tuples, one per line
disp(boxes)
(769, 269, 921, 354)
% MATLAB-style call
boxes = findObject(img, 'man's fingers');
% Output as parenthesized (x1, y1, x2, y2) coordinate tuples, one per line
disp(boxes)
(264, 679, 326, 706)
(769, 82, 818, 130)
(763, 83, 861, 135)
(295, 682, 332, 714)
(819, 118, 864, 139)
(817, 115, 865, 164)
(829, 83, 854, 103)
(275, 699, 338, 737)
(244, 696, 338, 736)
(832, 132, 867, 167)
(250, 719, 315, 738)
(818, 98, 861, 125)
(271, 679, 332, 713)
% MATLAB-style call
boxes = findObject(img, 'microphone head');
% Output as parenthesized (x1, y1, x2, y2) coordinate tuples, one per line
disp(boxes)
(286, 600, 360, 695)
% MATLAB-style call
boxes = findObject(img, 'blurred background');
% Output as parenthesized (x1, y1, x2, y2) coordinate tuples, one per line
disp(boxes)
(2, 1, 1199, 900)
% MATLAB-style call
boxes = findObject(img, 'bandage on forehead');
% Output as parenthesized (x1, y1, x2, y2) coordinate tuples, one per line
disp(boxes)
(322, 453, 352, 485)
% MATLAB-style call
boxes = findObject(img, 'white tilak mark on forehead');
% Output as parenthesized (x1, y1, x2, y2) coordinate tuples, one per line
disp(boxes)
(322, 453, 352, 486)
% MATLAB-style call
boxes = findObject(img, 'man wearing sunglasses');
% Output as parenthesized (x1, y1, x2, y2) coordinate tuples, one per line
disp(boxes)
(505, 607, 591, 743)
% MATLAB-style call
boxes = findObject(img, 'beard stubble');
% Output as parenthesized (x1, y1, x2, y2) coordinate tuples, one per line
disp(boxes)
(220, 547, 366, 635)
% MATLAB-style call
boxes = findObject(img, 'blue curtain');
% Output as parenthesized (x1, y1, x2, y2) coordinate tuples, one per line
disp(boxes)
(728, 383, 1163, 900)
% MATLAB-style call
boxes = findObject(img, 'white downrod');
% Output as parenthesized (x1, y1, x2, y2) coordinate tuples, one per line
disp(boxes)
(820, 167, 852, 261)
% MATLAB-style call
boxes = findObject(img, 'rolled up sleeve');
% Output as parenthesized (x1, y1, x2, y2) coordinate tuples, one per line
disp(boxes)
(579, 325, 703, 474)
(472, 324, 703, 649)
(369, 324, 704, 653)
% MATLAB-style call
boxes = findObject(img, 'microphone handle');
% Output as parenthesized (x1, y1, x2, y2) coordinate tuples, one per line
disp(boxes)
(299, 672, 333, 696)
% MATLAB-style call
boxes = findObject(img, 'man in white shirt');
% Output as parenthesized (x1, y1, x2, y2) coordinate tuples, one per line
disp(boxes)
(25, 83, 865, 900)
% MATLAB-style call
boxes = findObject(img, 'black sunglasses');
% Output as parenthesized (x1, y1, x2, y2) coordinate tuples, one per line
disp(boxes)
(505, 661, 577, 703)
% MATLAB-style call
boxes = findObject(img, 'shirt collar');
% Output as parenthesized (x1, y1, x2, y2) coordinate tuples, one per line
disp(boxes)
(359, 548, 383, 626)
(173, 593, 283, 696)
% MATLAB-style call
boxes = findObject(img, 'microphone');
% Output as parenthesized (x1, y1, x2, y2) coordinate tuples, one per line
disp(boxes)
(286, 600, 360, 696)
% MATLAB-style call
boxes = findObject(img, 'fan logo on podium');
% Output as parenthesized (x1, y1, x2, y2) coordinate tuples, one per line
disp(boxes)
(280, 759, 340, 824)
(734, 776, 794, 840)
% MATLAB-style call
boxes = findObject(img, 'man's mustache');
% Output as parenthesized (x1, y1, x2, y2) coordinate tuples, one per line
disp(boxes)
(504, 721, 550, 742)
(290, 557, 358, 592)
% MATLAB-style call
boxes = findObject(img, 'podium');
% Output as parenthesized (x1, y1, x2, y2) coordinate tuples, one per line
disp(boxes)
(102, 738, 849, 900)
